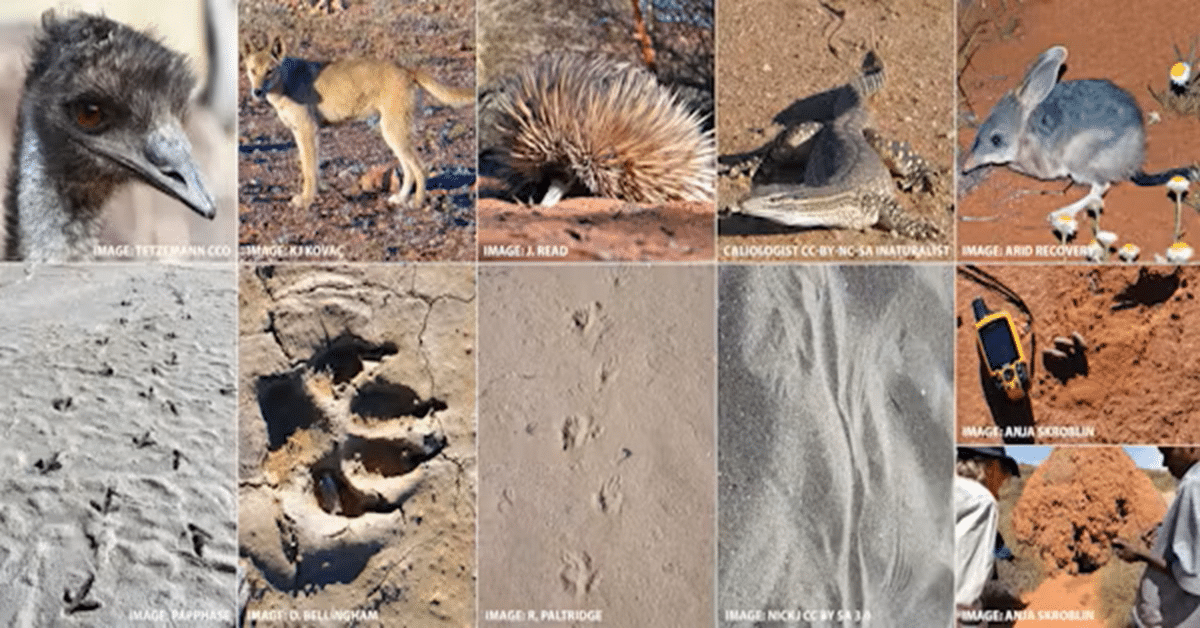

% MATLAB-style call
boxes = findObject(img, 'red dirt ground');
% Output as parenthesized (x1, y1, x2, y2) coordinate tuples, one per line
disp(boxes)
(477, 197, 713, 261)
(957, 265, 1200, 444)
(958, 0, 1200, 263)
(1013, 573, 1105, 628)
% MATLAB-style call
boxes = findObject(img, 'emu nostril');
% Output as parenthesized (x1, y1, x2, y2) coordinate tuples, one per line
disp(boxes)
(163, 170, 186, 187)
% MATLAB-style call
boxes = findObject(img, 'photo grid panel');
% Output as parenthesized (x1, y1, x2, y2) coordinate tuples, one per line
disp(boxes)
(477, 265, 715, 626)
(238, 264, 475, 625)
(1, 0, 241, 625)
(717, 0, 954, 263)
(238, 0, 476, 263)
(718, 264, 955, 627)
(0, 263, 238, 624)
(956, 0, 1200, 623)
(476, 0, 715, 262)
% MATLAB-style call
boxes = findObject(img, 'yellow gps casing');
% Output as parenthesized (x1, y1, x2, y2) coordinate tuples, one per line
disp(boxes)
(973, 307, 1029, 402)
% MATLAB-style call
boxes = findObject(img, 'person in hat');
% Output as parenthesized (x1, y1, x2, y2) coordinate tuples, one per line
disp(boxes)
(956, 447, 1020, 625)
(1114, 447, 1200, 628)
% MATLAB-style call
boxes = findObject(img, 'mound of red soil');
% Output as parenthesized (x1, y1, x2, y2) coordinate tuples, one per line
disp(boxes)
(477, 197, 714, 261)
(1013, 448, 1166, 575)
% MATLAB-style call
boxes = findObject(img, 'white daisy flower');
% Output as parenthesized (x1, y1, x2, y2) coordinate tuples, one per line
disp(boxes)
(1118, 243, 1140, 262)
(1171, 61, 1192, 89)
(1084, 239, 1107, 263)
(1049, 212, 1078, 239)
(1167, 241, 1194, 264)
(1096, 230, 1118, 248)
(1168, 175, 1190, 195)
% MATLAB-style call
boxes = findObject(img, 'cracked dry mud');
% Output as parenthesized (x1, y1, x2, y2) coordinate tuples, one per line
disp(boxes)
(238, 264, 475, 625)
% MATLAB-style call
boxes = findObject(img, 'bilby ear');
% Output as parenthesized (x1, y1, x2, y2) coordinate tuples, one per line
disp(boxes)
(1014, 46, 1066, 110)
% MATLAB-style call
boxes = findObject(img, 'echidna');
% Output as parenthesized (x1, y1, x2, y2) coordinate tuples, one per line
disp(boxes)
(484, 52, 714, 206)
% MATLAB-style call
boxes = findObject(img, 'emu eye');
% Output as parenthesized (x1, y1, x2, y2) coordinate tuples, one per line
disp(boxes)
(73, 102, 107, 130)
(990, 133, 1002, 148)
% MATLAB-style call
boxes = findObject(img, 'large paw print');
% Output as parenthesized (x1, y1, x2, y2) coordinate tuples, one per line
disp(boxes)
(243, 334, 449, 591)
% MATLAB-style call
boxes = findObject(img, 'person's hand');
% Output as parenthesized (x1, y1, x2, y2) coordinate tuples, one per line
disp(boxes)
(1141, 522, 1161, 547)
(1112, 537, 1142, 563)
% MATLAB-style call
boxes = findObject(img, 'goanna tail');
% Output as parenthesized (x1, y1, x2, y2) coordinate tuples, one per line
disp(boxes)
(850, 50, 886, 97)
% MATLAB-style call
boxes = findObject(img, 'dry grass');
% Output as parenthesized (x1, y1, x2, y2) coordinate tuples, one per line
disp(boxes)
(995, 464, 1047, 597)
(1098, 559, 1143, 628)
(1147, 468, 1177, 495)
(956, 0, 1022, 119)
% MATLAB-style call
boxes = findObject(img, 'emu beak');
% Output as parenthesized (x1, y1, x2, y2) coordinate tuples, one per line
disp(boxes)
(91, 125, 217, 219)
(139, 125, 217, 220)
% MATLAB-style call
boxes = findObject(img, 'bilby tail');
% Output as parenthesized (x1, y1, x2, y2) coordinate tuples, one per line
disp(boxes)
(413, 70, 474, 107)
(1131, 165, 1199, 186)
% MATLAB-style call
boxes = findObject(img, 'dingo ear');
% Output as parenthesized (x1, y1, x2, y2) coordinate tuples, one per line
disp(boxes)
(270, 36, 285, 60)
(242, 32, 268, 58)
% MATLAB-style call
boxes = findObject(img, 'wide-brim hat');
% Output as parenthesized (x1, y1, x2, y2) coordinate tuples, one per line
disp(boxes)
(958, 446, 1021, 477)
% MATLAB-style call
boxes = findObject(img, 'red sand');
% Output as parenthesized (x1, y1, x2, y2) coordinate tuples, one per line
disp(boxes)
(477, 197, 714, 261)
(1013, 573, 1106, 628)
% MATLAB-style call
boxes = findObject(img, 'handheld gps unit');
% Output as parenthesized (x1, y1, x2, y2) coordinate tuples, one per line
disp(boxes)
(972, 297, 1030, 402)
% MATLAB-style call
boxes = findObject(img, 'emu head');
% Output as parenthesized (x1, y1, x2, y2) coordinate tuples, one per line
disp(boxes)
(25, 11, 215, 219)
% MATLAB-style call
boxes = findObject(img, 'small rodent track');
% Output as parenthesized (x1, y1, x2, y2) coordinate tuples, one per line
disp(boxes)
(247, 332, 450, 589)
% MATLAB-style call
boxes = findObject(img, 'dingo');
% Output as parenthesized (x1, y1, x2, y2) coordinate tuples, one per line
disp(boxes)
(242, 37, 472, 208)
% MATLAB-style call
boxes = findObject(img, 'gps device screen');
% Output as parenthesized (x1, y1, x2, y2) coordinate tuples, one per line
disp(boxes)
(978, 318, 1019, 370)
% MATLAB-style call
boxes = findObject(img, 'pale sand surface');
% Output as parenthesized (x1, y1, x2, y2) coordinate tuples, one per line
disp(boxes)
(238, 264, 475, 626)
(0, 263, 236, 625)
(477, 265, 715, 626)
(718, 265, 954, 626)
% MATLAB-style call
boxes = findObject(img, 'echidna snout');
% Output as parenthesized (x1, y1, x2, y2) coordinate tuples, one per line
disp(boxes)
(488, 53, 715, 206)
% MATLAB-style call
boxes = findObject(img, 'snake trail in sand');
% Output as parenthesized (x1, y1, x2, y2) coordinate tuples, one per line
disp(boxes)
(718, 265, 954, 626)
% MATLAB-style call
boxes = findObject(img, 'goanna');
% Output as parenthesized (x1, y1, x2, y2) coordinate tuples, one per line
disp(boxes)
(722, 51, 943, 240)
